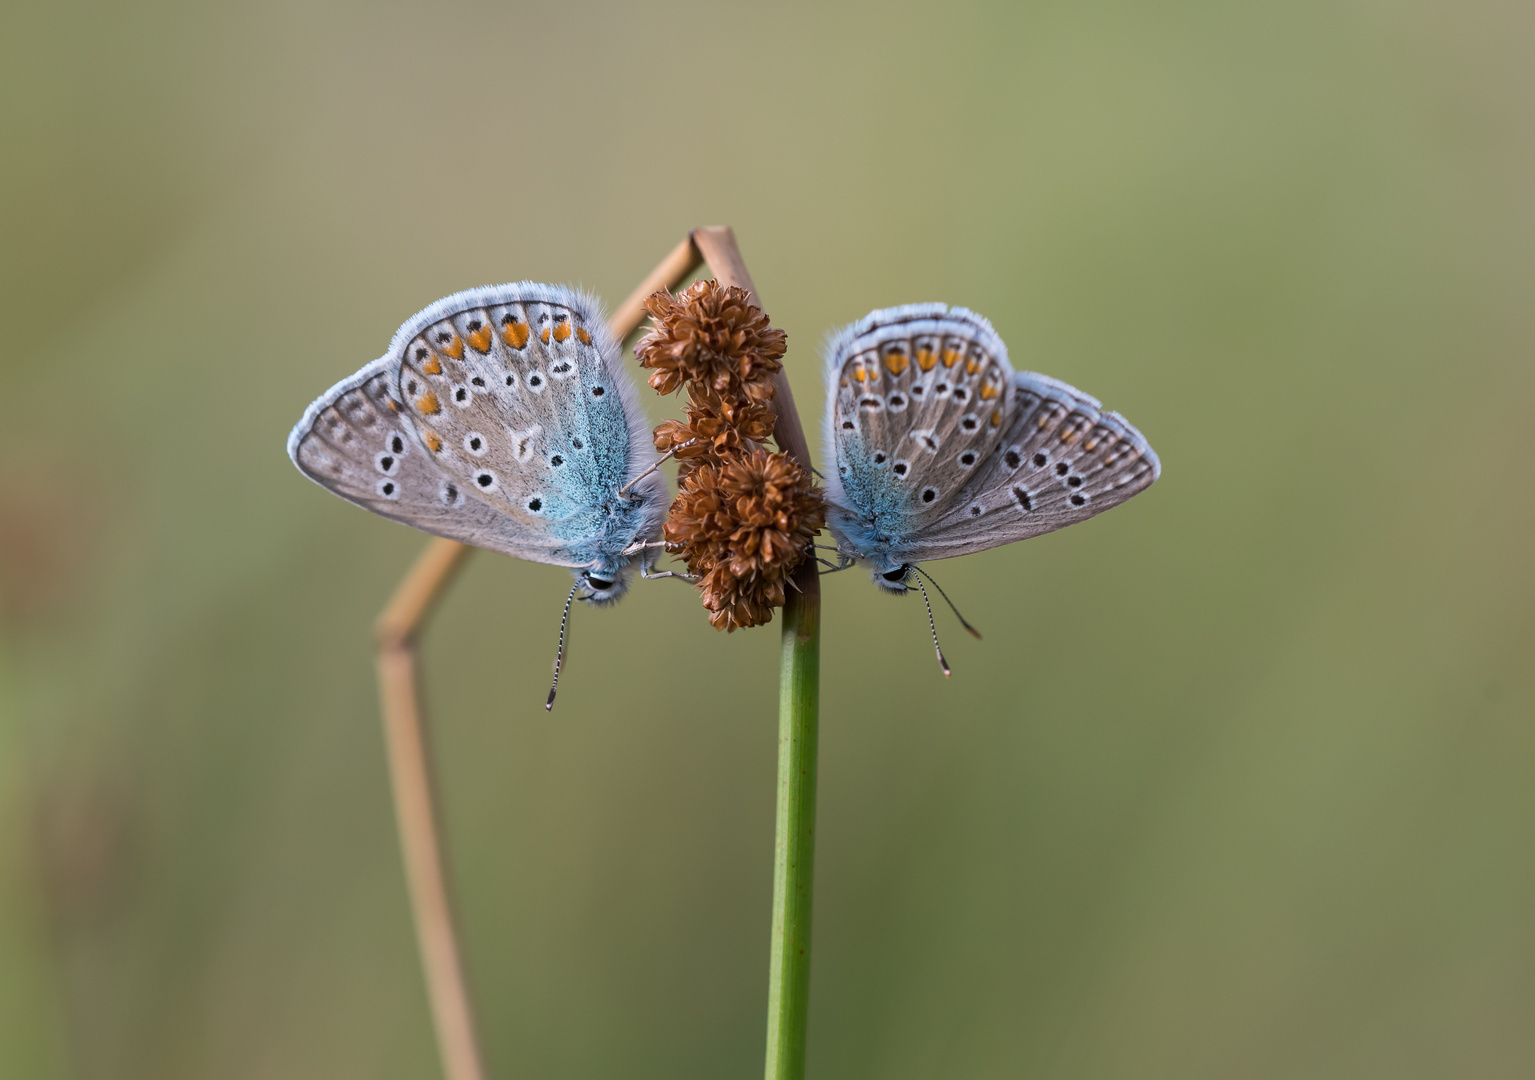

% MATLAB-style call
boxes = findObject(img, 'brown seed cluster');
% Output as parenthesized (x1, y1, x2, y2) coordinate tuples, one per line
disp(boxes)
(635, 280, 786, 403)
(637, 280, 823, 631)
(652, 386, 778, 478)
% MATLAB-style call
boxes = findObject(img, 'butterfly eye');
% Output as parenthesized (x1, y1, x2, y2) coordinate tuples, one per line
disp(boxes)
(881, 566, 909, 583)
(584, 571, 614, 590)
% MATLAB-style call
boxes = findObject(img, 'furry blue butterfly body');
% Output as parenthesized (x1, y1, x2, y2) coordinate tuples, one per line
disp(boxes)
(822, 303, 1159, 592)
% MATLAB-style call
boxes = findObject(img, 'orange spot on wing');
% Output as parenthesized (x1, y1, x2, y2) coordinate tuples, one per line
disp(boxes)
(979, 383, 999, 400)
(425, 431, 442, 452)
(991, 409, 1002, 427)
(540, 326, 551, 344)
(553, 319, 571, 343)
(417, 391, 440, 415)
(942, 349, 962, 368)
(421, 355, 442, 375)
(853, 366, 868, 383)
(917, 349, 938, 372)
(884, 351, 909, 376)
(576, 325, 592, 345)
(503, 321, 530, 348)
(467, 327, 492, 353)
(387, 399, 401, 413)
(443, 336, 465, 360)
(965, 358, 982, 375)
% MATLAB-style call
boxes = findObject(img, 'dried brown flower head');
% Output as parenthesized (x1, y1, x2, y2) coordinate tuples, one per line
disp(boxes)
(652, 386, 778, 477)
(664, 451, 825, 631)
(635, 280, 786, 405)
(636, 276, 823, 630)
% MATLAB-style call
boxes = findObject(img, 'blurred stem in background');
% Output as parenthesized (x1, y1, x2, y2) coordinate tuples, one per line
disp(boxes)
(373, 234, 707, 1080)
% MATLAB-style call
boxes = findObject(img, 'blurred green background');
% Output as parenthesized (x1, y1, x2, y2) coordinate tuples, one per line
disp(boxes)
(3, 1, 1532, 1077)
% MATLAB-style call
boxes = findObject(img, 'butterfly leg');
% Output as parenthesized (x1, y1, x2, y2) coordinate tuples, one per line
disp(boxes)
(617, 444, 692, 498)
(629, 539, 699, 583)
(640, 565, 699, 583)
(811, 545, 856, 573)
(622, 539, 671, 558)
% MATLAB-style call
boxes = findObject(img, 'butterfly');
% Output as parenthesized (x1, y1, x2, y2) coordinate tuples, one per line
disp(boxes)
(288, 283, 668, 703)
(821, 303, 1160, 671)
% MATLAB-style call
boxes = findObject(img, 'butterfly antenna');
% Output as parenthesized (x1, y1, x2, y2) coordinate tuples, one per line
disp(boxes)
(911, 574, 952, 678)
(546, 582, 579, 711)
(912, 565, 983, 640)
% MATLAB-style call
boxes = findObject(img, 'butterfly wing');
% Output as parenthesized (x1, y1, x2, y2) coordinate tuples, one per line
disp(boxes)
(288, 359, 568, 560)
(289, 283, 665, 569)
(822, 304, 1016, 563)
(823, 304, 1158, 567)
(883, 370, 1159, 562)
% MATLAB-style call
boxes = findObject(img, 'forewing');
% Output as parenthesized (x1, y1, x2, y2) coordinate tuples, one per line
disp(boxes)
(287, 360, 569, 561)
(825, 305, 1014, 541)
(386, 285, 643, 557)
(893, 370, 1160, 561)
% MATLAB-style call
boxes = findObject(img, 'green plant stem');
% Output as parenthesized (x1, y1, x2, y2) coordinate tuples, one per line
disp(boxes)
(686, 225, 824, 1079)
(764, 568, 821, 1080)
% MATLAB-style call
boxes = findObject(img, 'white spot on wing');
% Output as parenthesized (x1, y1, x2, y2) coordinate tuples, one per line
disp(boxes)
(507, 424, 542, 463)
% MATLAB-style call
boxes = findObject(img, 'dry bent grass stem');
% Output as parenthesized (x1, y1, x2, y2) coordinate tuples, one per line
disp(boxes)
(636, 281, 824, 630)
